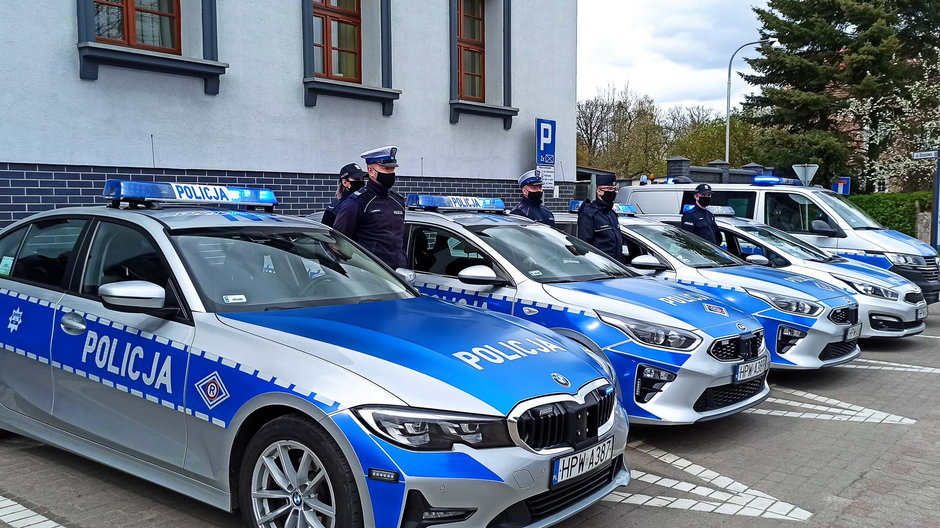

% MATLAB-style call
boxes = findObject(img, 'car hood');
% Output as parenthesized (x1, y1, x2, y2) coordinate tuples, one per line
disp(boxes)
(699, 265, 848, 302)
(542, 276, 760, 333)
(853, 229, 938, 257)
(806, 258, 916, 289)
(217, 297, 607, 416)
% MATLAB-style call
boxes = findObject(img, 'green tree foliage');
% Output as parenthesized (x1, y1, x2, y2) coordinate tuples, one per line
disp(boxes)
(848, 191, 932, 235)
(666, 114, 769, 168)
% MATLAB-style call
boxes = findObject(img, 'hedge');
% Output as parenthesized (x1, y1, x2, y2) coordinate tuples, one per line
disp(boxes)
(847, 191, 932, 237)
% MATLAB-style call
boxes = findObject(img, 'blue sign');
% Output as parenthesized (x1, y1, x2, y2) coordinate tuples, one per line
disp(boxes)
(831, 177, 851, 195)
(536, 118, 556, 165)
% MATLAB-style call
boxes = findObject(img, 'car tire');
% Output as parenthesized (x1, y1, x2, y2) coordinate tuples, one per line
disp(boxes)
(239, 414, 363, 528)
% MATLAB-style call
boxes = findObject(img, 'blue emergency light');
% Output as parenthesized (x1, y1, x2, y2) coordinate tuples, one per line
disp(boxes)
(103, 180, 278, 208)
(568, 201, 636, 215)
(752, 176, 804, 186)
(406, 194, 505, 212)
(706, 205, 736, 216)
(568, 200, 583, 212)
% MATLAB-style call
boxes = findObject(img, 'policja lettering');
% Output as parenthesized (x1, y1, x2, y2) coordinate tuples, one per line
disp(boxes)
(452, 338, 568, 370)
(81, 330, 173, 393)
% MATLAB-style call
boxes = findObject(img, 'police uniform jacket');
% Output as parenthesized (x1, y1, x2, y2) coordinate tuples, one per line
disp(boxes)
(680, 204, 721, 245)
(332, 180, 407, 268)
(576, 199, 623, 262)
(321, 188, 355, 227)
(510, 196, 555, 227)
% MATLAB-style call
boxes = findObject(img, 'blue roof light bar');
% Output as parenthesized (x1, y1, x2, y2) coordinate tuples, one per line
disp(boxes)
(406, 194, 506, 213)
(706, 205, 736, 216)
(752, 176, 804, 186)
(568, 201, 636, 215)
(103, 180, 278, 208)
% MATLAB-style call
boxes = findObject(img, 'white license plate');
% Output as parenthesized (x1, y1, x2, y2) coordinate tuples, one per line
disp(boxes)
(917, 307, 928, 320)
(845, 323, 862, 341)
(551, 437, 614, 487)
(735, 356, 768, 383)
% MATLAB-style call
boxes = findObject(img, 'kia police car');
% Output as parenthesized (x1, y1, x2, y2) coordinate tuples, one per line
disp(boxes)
(695, 208, 927, 338)
(556, 205, 861, 370)
(0, 181, 630, 528)
(396, 195, 770, 426)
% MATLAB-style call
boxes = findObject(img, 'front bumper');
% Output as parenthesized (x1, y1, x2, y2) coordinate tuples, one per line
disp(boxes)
(763, 309, 861, 370)
(332, 406, 630, 528)
(889, 265, 940, 304)
(858, 293, 927, 338)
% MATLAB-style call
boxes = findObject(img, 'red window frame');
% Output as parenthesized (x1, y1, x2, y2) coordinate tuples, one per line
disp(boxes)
(457, 0, 485, 102)
(313, 0, 363, 83)
(94, 0, 182, 55)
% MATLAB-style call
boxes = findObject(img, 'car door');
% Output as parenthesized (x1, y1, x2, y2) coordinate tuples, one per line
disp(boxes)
(0, 218, 88, 422)
(50, 219, 194, 467)
(407, 224, 518, 314)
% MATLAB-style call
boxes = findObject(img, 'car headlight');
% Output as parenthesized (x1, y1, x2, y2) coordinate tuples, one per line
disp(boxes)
(355, 407, 514, 451)
(598, 312, 700, 351)
(885, 253, 927, 266)
(831, 274, 899, 300)
(745, 289, 824, 316)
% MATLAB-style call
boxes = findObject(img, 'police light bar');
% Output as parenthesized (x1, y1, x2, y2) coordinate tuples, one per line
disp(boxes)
(752, 176, 804, 186)
(406, 194, 505, 212)
(568, 201, 636, 215)
(706, 205, 736, 216)
(568, 200, 584, 212)
(103, 180, 278, 208)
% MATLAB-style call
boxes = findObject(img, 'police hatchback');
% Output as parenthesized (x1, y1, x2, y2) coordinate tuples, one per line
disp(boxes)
(0, 181, 629, 528)
(556, 205, 861, 370)
(400, 195, 770, 426)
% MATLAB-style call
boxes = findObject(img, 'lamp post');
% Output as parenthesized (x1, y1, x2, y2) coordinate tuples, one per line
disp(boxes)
(725, 37, 777, 163)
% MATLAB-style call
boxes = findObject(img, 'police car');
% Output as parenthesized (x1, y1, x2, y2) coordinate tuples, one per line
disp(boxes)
(0, 181, 630, 528)
(696, 208, 927, 338)
(400, 195, 770, 426)
(556, 204, 862, 370)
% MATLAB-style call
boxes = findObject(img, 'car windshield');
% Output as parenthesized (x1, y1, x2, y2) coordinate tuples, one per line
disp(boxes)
(815, 191, 882, 229)
(630, 225, 744, 268)
(735, 224, 835, 262)
(467, 224, 633, 283)
(172, 227, 413, 312)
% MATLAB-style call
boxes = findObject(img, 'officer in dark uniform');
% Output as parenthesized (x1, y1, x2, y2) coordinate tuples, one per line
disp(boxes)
(321, 163, 366, 227)
(332, 146, 407, 269)
(510, 169, 555, 226)
(680, 183, 722, 245)
(576, 173, 623, 262)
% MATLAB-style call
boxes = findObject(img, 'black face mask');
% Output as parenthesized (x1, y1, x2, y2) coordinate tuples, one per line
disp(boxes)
(698, 196, 712, 207)
(348, 180, 365, 193)
(376, 172, 396, 189)
(600, 190, 617, 203)
(527, 191, 543, 204)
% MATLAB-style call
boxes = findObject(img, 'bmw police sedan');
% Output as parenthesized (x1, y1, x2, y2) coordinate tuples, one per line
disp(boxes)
(398, 195, 770, 426)
(556, 205, 861, 370)
(0, 181, 630, 528)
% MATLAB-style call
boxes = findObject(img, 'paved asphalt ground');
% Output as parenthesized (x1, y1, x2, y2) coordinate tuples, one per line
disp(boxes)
(2, 316, 940, 527)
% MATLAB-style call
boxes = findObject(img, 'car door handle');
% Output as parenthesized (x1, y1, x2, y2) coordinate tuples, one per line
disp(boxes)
(60, 312, 87, 336)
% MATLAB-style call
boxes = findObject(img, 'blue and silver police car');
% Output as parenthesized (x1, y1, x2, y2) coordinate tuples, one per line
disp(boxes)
(556, 205, 862, 370)
(398, 195, 770, 426)
(0, 181, 629, 528)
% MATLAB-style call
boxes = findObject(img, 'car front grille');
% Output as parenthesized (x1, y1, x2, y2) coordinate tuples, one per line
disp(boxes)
(905, 291, 925, 304)
(515, 386, 616, 451)
(708, 330, 763, 362)
(898, 257, 940, 281)
(693, 374, 767, 413)
(829, 306, 859, 325)
(819, 340, 858, 361)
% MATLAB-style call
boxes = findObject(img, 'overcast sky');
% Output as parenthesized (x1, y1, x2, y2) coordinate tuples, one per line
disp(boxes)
(577, 0, 770, 113)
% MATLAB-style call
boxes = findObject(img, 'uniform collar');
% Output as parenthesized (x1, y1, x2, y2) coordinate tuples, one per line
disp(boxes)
(520, 195, 543, 207)
(593, 198, 613, 211)
(366, 179, 390, 196)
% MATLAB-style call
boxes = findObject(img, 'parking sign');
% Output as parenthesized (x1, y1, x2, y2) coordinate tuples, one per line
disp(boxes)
(536, 119, 556, 166)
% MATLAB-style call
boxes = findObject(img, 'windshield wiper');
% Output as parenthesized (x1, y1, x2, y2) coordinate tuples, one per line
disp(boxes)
(263, 305, 298, 311)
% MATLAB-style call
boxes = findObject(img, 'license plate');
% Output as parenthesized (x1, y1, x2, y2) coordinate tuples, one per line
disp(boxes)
(551, 437, 614, 487)
(844, 323, 862, 341)
(735, 356, 768, 384)
(917, 307, 928, 320)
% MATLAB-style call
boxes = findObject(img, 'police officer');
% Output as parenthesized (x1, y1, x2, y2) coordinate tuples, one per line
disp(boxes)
(332, 146, 407, 269)
(321, 163, 366, 227)
(577, 173, 623, 262)
(680, 183, 721, 245)
(510, 169, 555, 226)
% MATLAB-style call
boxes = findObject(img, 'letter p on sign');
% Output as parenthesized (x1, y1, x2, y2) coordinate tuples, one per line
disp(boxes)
(536, 118, 556, 165)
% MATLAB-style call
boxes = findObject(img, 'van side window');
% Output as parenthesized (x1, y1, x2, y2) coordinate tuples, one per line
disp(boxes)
(765, 193, 829, 233)
(680, 191, 756, 217)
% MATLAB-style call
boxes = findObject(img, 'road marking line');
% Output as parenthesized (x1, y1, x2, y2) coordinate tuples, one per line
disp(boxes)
(0, 494, 62, 528)
(914, 334, 940, 339)
(744, 387, 916, 424)
(838, 358, 940, 373)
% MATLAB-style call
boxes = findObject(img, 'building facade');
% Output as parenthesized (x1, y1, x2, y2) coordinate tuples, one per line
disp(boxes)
(0, 0, 577, 224)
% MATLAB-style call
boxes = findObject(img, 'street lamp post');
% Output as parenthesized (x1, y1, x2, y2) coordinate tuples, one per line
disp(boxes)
(725, 38, 776, 163)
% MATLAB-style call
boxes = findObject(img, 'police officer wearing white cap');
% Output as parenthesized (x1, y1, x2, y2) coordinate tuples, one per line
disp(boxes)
(680, 183, 721, 245)
(509, 169, 555, 226)
(333, 146, 407, 269)
(576, 172, 623, 262)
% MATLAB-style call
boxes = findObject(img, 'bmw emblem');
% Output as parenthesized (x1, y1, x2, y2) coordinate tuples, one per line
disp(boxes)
(736, 322, 747, 331)
(551, 373, 571, 387)
(292, 492, 302, 506)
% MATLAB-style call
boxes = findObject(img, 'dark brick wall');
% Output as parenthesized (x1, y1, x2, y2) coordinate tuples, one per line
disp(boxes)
(0, 163, 576, 226)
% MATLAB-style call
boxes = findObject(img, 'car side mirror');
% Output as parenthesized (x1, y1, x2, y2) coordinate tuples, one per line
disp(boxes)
(458, 265, 507, 286)
(395, 267, 416, 284)
(99, 281, 166, 313)
(631, 255, 668, 271)
(746, 254, 771, 266)
(810, 219, 838, 237)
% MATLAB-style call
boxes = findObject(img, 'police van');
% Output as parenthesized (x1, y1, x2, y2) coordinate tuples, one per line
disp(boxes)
(617, 177, 940, 303)
(555, 204, 861, 370)
(0, 181, 630, 528)
(399, 195, 771, 426)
